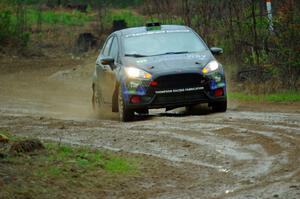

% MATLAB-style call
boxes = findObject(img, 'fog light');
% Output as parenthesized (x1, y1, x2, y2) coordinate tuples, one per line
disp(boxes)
(214, 88, 224, 97)
(214, 75, 222, 83)
(129, 81, 140, 89)
(130, 95, 141, 103)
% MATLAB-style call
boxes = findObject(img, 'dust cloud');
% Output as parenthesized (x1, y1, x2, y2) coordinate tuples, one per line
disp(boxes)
(0, 56, 118, 121)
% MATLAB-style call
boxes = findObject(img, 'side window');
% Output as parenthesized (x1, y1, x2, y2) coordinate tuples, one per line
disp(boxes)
(109, 37, 119, 61)
(102, 37, 113, 56)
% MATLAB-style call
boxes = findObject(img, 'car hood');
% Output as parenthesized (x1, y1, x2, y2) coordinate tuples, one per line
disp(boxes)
(122, 50, 214, 75)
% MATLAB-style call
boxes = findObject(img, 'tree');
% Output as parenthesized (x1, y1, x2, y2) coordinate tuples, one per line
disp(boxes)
(271, 0, 300, 89)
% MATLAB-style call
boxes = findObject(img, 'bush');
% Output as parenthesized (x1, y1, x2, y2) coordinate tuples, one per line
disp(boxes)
(0, 4, 31, 49)
(0, 10, 13, 45)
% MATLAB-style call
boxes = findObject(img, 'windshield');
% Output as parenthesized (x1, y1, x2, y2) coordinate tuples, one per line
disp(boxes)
(123, 31, 207, 57)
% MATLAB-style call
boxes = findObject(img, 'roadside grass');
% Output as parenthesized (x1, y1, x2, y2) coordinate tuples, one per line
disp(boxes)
(228, 91, 300, 102)
(0, 130, 18, 141)
(1, 6, 92, 28)
(104, 9, 184, 28)
(105, 9, 147, 27)
(0, 132, 140, 198)
(26, 8, 92, 26)
(51, 143, 135, 173)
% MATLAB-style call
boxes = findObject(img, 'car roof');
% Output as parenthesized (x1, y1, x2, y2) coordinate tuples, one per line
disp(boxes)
(114, 25, 190, 37)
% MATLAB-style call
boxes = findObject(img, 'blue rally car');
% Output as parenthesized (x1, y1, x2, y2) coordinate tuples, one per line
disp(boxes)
(92, 23, 227, 121)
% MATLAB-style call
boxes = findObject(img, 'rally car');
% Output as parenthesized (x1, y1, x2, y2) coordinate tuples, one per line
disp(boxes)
(92, 23, 227, 121)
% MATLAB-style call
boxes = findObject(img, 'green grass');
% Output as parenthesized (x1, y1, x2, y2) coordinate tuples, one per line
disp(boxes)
(0, 130, 18, 141)
(105, 9, 146, 27)
(0, 5, 92, 46)
(26, 8, 92, 26)
(0, 134, 142, 199)
(104, 9, 184, 28)
(228, 91, 300, 102)
(44, 143, 136, 174)
(1, 132, 137, 175)
(2, 7, 92, 27)
(104, 157, 135, 173)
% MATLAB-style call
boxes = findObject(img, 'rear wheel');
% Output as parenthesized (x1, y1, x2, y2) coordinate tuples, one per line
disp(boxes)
(211, 100, 227, 112)
(118, 86, 134, 122)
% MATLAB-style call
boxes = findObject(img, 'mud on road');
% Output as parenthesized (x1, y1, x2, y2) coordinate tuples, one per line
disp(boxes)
(0, 55, 300, 198)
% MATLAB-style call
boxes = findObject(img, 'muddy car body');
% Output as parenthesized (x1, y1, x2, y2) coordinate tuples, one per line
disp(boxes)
(92, 23, 227, 121)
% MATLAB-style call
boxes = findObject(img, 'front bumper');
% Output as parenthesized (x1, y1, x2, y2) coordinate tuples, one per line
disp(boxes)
(122, 72, 226, 110)
(125, 90, 226, 110)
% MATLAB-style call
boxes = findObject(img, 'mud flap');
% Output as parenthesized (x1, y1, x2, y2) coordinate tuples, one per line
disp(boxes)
(92, 84, 96, 110)
(112, 83, 119, 112)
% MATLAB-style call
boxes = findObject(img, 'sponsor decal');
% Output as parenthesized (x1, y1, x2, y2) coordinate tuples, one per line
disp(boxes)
(166, 30, 190, 33)
(125, 31, 165, 37)
(136, 59, 148, 64)
(155, 87, 204, 94)
(187, 54, 207, 60)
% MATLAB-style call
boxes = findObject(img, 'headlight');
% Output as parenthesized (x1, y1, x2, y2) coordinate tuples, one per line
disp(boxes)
(125, 67, 152, 79)
(202, 60, 219, 74)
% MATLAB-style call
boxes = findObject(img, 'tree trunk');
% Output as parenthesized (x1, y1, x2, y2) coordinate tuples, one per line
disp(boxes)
(251, 0, 260, 66)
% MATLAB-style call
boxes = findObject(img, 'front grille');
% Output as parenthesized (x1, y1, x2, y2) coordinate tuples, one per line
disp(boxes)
(153, 92, 207, 105)
(155, 73, 207, 90)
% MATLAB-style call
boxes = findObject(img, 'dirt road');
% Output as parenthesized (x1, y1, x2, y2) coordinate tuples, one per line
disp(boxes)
(0, 55, 300, 198)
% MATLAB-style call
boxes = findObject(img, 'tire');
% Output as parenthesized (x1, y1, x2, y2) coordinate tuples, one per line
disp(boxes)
(136, 109, 149, 115)
(185, 106, 194, 114)
(212, 100, 227, 112)
(118, 86, 134, 122)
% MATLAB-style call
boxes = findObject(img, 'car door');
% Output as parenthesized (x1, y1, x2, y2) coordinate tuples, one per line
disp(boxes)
(104, 36, 120, 104)
(96, 36, 113, 103)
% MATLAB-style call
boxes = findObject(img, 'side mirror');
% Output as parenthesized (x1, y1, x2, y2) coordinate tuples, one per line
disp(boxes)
(100, 57, 115, 65)
(210, 47, 223, 55)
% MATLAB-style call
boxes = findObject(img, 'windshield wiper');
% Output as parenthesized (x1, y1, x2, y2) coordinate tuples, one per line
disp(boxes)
(125, 51, 192, 58)
(152, 51, 191, 56)
(125, 53, 148, 58)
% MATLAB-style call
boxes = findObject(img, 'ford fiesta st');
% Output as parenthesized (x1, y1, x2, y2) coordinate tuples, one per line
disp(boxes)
(92, 23, 227, 121)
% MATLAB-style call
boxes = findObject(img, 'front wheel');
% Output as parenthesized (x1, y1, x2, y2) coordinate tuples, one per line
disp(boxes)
(211, 100, 227, 112)
(118, 86, 134, 122)
(136, 109, 149, 115)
